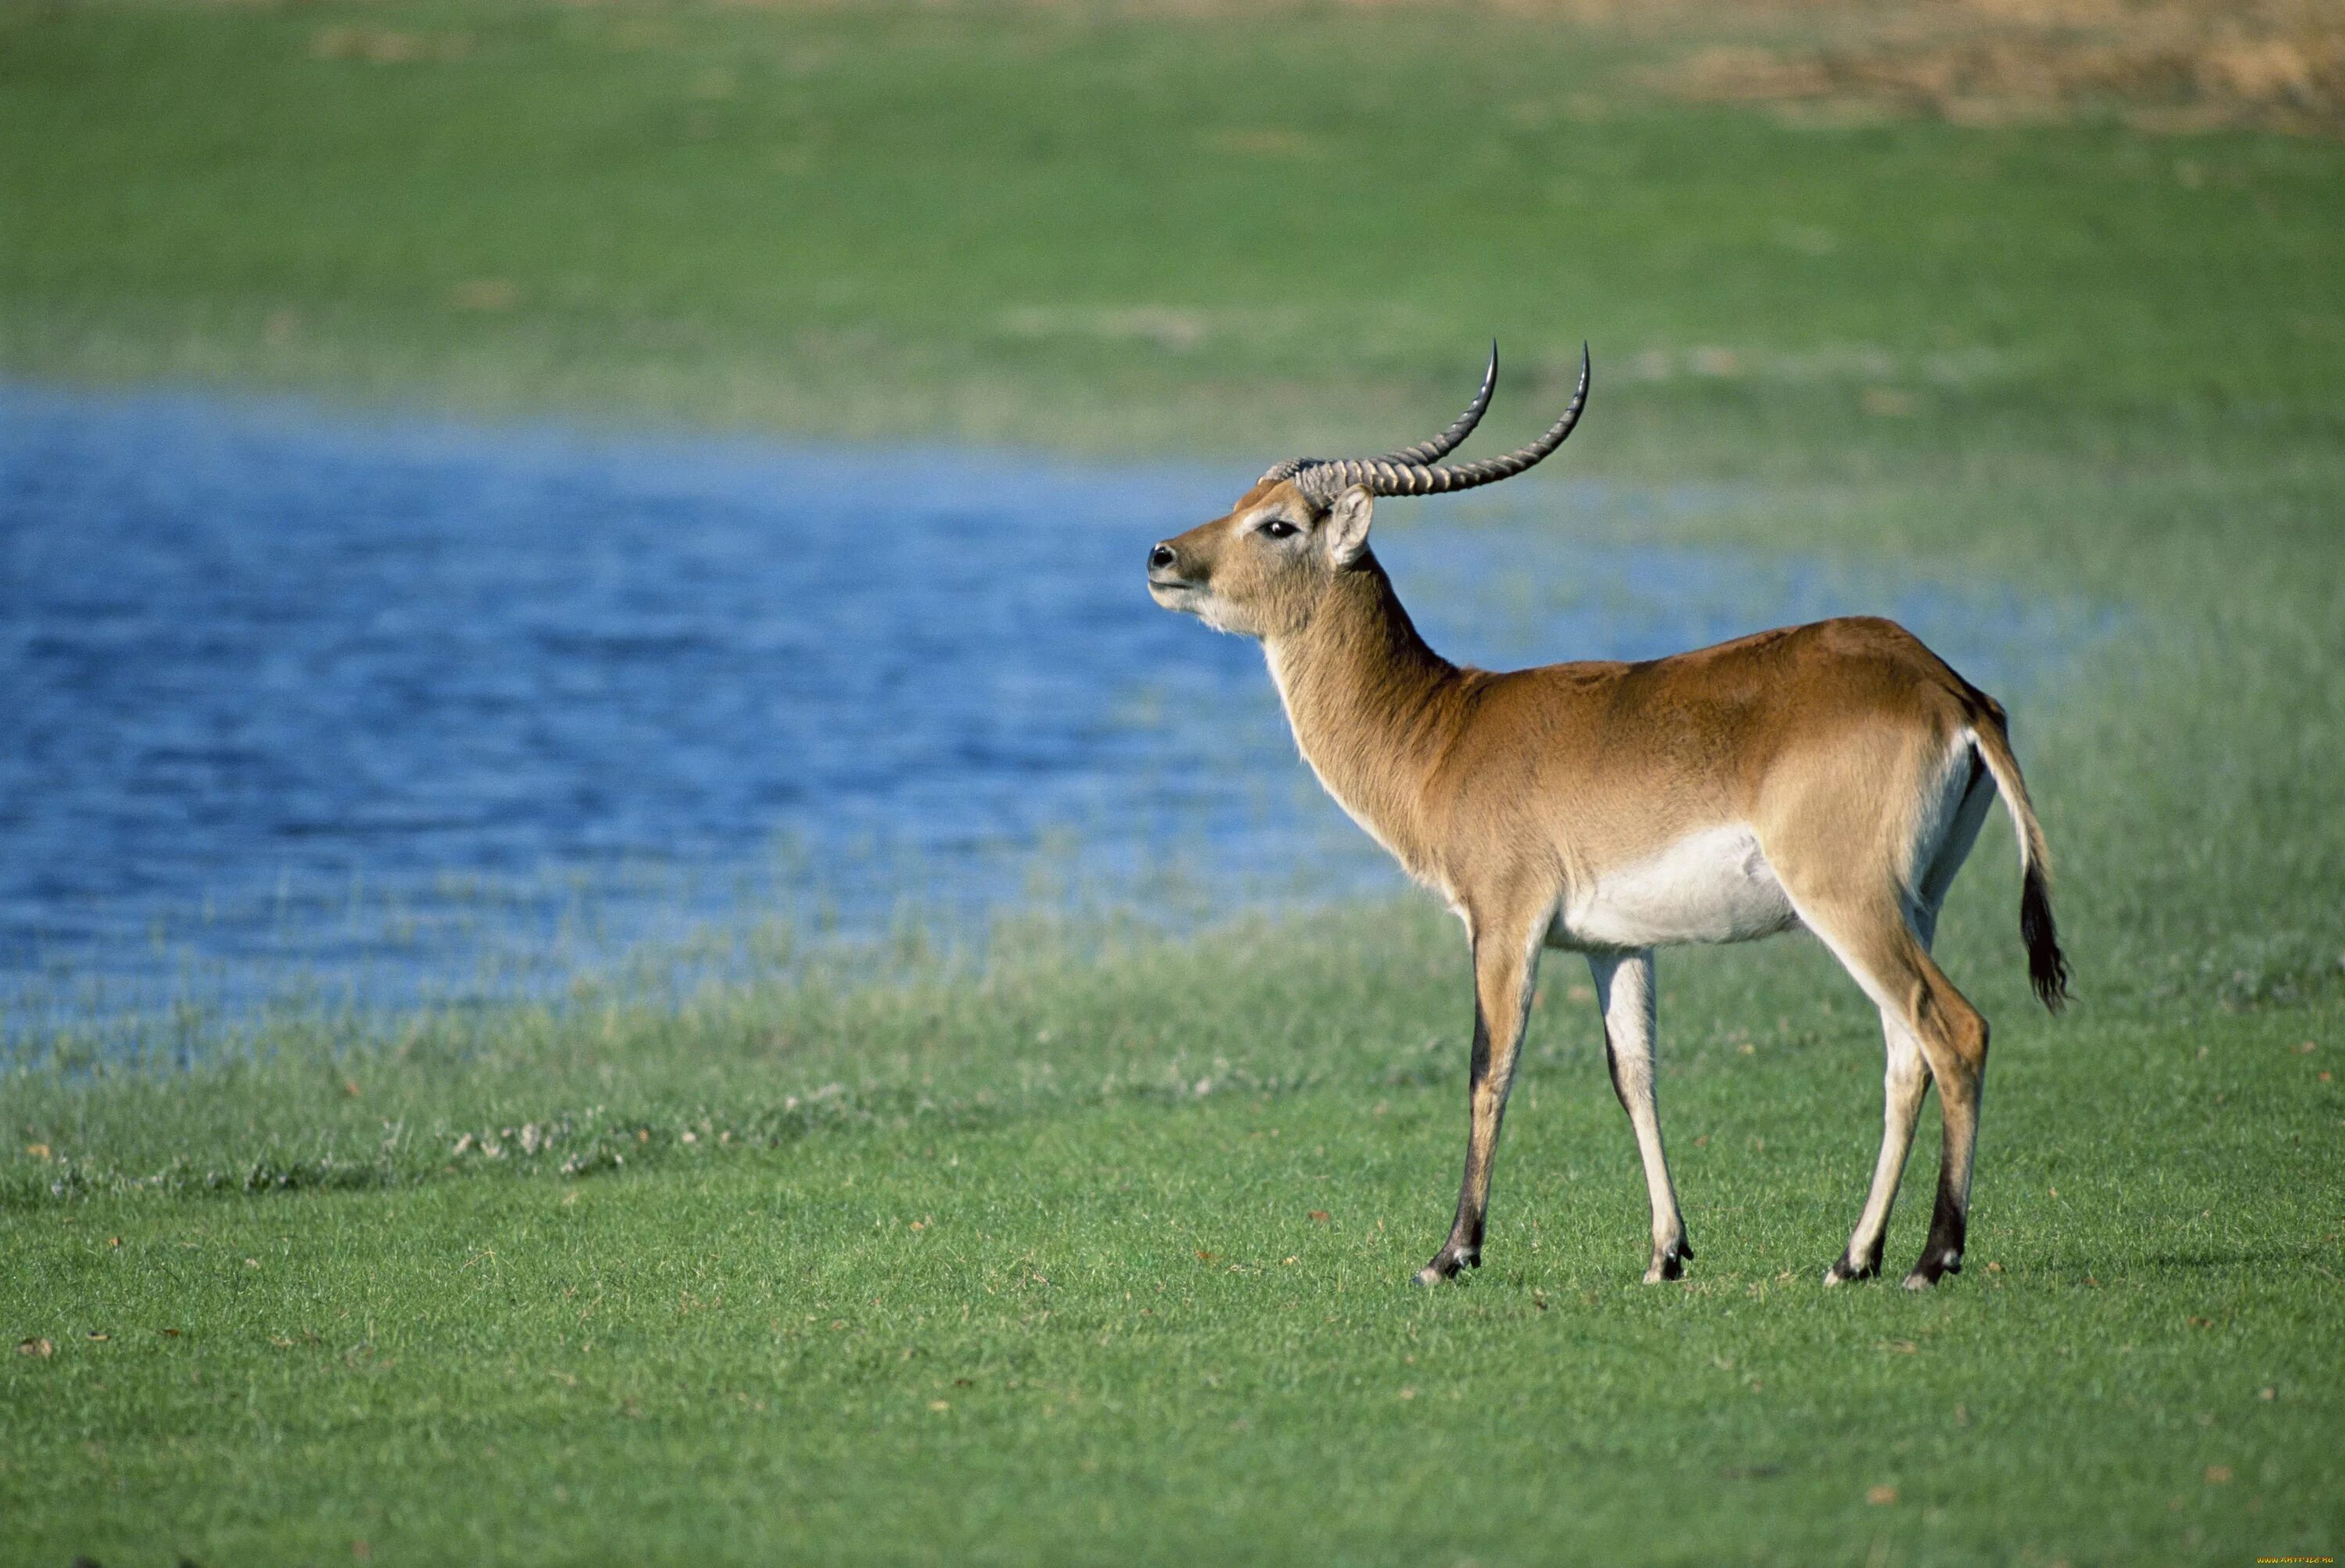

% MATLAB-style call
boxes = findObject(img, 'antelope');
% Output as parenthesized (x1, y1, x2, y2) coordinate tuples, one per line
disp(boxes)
(1144, 342, 2068, 1290)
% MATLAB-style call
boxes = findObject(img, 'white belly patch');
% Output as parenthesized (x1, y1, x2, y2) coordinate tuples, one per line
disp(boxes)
(1550, 825, 1799, 951)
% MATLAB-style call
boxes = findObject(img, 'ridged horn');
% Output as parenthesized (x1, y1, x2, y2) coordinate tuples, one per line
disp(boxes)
(1281, 343, 1591, 507)
(1376, 340, 1498, 467)
(1255, 341, 1498, 488)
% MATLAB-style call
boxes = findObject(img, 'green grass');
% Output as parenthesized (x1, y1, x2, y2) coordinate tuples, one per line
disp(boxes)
(4, 0, 2340, 468)
(4, 2, 2344, 1563)
(7, 908, 2341, 1564)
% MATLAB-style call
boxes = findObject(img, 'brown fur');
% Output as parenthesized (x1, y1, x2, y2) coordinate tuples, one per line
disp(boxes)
(1149, 480, 2068, 1288)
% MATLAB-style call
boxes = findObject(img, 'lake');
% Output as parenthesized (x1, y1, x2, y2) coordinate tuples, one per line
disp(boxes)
(0, 384, 2096, 1055)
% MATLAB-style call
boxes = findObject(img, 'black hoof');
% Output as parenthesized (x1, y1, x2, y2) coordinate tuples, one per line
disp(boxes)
(1645, 1239, 1692, 1283)
(1824, 1252, 1881, 1286)
(1903, 1248, 1963, 1290)
(1413, 1251, 1472, 1286)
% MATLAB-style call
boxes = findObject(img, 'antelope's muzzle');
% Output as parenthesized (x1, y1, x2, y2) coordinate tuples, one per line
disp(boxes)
(1147, 539, 1201, 602)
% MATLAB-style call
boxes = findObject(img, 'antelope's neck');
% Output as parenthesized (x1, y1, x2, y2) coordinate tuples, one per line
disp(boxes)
(1263, 555, 1463, 876)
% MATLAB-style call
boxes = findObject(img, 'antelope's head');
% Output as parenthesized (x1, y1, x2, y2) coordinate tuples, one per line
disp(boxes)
(1147, 342, 1591, 641)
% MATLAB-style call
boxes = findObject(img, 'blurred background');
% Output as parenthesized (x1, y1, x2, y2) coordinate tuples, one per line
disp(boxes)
(0, 0, 2336, 1055)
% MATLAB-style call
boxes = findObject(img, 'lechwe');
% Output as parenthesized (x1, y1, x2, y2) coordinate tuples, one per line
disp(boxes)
(1145, 343, 2068, 1289)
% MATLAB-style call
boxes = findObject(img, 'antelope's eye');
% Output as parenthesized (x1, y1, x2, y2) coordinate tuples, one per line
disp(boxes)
(1258, 518, 1299, 539)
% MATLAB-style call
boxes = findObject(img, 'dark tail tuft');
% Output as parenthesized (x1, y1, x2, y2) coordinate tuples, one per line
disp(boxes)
(2020, 862, 2070, 1012)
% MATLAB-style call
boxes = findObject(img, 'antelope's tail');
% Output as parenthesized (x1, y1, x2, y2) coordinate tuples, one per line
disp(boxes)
(1970, 711, 2070, 1012)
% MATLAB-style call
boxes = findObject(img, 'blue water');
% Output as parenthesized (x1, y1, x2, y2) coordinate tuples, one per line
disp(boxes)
(0, 385, 2098, 1051)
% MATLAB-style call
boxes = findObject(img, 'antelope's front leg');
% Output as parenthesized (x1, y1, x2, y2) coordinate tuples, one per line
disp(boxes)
(1588, 948, 1692, 1283)
(1416, 922, 1541, 1286)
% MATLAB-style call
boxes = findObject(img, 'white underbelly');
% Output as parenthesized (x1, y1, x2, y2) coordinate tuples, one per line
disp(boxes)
(1549, 825, 1799, 951)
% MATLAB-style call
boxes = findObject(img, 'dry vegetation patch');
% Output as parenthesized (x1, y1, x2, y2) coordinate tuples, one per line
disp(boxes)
(1653, 0, 2345, 136)
(613, 0, 2344, 138)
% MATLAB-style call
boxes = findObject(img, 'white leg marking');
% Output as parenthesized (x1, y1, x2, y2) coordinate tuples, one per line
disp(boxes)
(1836, 1008, 1929, 1281)
(1588, 949, 1687, 1282)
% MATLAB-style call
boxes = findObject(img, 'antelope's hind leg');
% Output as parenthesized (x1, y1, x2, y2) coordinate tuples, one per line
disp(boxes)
(1416, 917, 1543, 1286)
(1588, 949, 1692, 1283)
(1825, 884, 1973, 1284)
(1833, 763, 1994, 1284)
(1827, 1009, 1928, 1284)
(1788, 887, 1992, 1291)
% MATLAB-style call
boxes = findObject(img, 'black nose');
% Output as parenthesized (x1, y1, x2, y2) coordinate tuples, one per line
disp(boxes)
(1148, 542, 1176, 571)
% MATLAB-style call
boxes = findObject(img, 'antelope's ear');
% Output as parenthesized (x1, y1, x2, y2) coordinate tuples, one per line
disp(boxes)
(1326, 485, 1373, 566)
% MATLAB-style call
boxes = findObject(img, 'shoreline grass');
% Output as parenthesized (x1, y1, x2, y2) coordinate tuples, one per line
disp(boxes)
(9, 1079, 2340, 1565)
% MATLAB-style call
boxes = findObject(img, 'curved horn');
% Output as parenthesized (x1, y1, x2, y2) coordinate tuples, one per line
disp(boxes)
(1292, 343, 1590, 506)
(1376, 340, 1498, 467)
(1256, 341, 1498, 488)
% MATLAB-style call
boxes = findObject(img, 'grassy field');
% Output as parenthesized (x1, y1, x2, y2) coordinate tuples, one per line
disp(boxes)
(4, 1, 2344, 1563)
